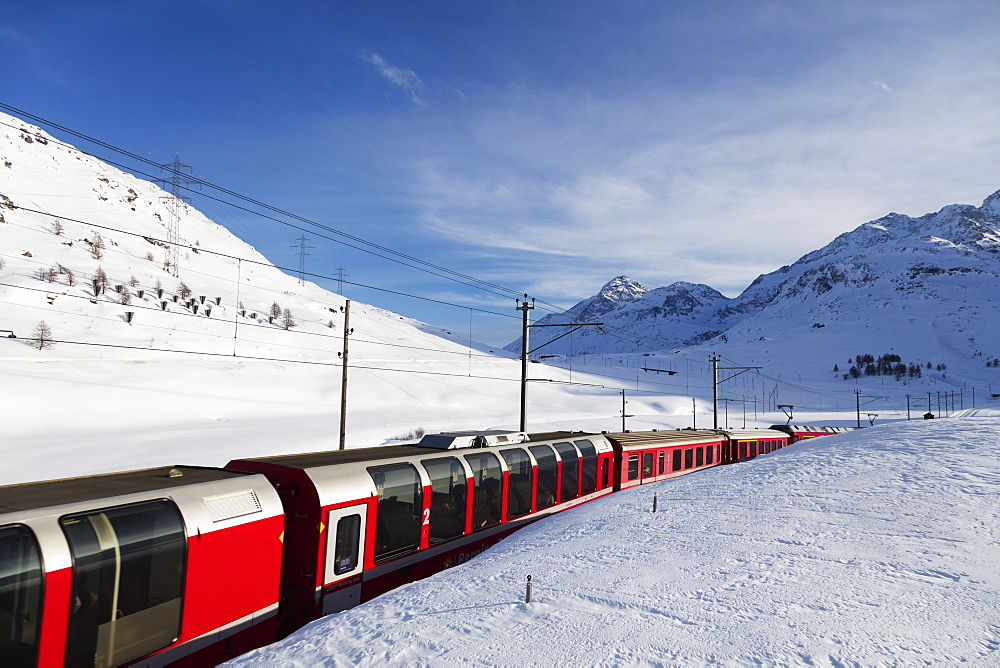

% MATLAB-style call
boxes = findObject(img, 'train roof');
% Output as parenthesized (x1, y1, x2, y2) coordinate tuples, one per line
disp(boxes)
(232, 431, 601, 471)
(769, 425, 856, 434)
(0, 465, 252, 513)
(714, 428, 788, 440)
(604, 429, 724, 448)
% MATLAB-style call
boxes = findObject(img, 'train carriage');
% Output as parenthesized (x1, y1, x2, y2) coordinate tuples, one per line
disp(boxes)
(226, 430, 615, 638)
(769, 425, 855, 442)
(0, 466, 284, 668)
(602, 430, 726, 491)
(715, 428, 791, 464)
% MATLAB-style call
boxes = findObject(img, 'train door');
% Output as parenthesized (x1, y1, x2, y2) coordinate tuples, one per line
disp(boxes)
(640, 452, 654, 482)
(321, 505, 367, 615)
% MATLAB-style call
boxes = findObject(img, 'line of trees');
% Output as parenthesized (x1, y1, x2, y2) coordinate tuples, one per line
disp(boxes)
(836, 353, 937, 381)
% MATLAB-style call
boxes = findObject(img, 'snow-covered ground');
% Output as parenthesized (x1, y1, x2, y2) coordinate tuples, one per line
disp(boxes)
(228, 416, 1000, 666)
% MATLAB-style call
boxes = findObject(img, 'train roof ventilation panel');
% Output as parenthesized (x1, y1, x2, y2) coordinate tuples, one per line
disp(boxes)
(416, 430, 529, 450)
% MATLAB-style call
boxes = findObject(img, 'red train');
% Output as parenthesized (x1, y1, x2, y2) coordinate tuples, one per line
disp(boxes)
(0, 424, 844, 666)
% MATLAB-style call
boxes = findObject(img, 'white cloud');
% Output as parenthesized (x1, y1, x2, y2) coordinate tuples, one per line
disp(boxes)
(402, 26, 1000, 301)
(872, 80, 893, 93)
(360, 50, 426, 109)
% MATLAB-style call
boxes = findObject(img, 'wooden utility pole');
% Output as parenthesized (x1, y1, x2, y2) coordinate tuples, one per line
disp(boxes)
(339, 300, 351, 451)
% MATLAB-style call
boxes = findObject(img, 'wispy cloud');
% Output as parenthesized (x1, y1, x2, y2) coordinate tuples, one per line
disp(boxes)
(398, 20, 1000, 302)
(360, 50, 426, 109)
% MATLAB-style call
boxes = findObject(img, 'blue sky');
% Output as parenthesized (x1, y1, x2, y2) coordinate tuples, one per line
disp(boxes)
(3, 1, 1000, 344)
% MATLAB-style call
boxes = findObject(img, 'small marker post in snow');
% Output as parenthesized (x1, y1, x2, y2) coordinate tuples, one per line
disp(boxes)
(652, 492, 658, 513)
(525, 575, 533, 604)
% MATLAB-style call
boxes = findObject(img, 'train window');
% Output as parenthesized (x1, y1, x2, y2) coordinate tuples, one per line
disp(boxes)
(0, 524, 43, 668)
(627, 455, 639, 481)
(528, 446, 558, 511)
(600, 458, 610, 489)
(642, 453, 654, 479)
(696, 447, 704, 467)
(658, 452, 665, 475)
(60, 499, 185, 668)
(672, 449, 682, 472)
(750, 441, 758, 457)
(421, 458, 467, 544)
(739, 442, 747, 459)
(706, 446, 714, 465)
(684, 448, 694, 469)
(500, 449, 533, 520)
(368, 464, 423, 563)
(333, 514, 362, 575)
(574, 440, 598, 495)
(464, 453, 503, 530)
(553, 442, 580, 502)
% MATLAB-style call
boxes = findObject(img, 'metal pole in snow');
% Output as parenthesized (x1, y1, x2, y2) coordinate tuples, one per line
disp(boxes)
(525, 575, 533, 603)
(652, 492, 658, 513)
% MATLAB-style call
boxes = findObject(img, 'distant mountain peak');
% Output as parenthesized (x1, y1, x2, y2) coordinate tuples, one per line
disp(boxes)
(983, 188, 1000, 221)
(598, 276, 647, 301)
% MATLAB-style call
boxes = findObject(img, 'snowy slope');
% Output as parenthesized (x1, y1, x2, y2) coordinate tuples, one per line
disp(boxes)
(0, 112, 715, 486)
(227, 417, 1000, 666)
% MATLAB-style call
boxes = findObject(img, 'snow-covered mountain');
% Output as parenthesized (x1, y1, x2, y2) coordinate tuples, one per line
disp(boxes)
(506, 276, 730, 355)
(507, 189, 1000, 378)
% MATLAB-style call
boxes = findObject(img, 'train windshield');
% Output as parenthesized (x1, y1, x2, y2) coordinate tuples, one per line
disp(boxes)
(0, 524, 43, 668)
(60, 499, 186, 668)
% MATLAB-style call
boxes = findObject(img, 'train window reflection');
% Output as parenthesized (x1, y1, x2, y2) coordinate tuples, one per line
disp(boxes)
(333, 514, 362, 575)
(574, 440, 598, 496)
(528, 446, 558, 510)
(500, 449, 533, 520)
(422, 458, 467, 543)
(464, 453, 502, 530)
(553, 442, 580, 502)
(368, 464, 423, 563)
(627, 455, 639, 481)
(60, 499, 185, 668)
(0, 524, 43, 668)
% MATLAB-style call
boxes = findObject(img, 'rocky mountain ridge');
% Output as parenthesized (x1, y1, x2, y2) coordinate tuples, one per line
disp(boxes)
(507, 188, 1000, 368)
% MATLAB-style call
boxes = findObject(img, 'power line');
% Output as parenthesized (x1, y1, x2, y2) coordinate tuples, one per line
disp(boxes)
(0, 106, 531, 300)
(1, 112, 728, 360)
(7, 204, 520, 320)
